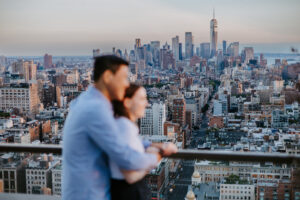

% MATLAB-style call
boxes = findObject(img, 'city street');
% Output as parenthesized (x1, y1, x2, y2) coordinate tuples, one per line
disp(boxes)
(165, 114, 209, 200)
(166, 160, 194, 200)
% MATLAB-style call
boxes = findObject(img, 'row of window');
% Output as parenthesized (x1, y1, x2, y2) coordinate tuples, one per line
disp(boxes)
(27, 181, 46, 185)
(26, 176, 45, 180)
(221, 190, 252, 194)
(221, 185, 252, 190)
(27, 171, 45, 175)
(3, 180, 15, 189)
(221, 195, 252, 200)
(197, 167, 288, 174)
(0, 171, 15, 179)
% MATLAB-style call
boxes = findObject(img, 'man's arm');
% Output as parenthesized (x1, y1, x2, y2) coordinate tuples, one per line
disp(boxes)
(142, 139, 152, 149)
(121, 170, 148, 184)
(86, 104, 160, 170)
(149, 142, 178, 156)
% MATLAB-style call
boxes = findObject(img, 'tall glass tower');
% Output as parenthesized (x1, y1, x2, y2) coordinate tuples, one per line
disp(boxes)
(210, 9, 218, 58)
(185, 32, 193, 59)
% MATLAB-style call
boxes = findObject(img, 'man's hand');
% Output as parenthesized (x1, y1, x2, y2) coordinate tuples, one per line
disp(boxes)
(149, 142, 178, 156)
(161, 142, 178, 156)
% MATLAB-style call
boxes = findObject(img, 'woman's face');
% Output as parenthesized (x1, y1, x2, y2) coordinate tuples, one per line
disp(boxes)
(124, 87, 148, 120)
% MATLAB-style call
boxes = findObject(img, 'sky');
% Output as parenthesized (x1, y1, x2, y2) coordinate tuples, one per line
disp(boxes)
(0, 0, 300, 56)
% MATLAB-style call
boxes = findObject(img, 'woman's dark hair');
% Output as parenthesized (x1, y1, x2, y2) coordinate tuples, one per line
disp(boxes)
(93, 55, 129, 82)
(112, 84, 142, 118)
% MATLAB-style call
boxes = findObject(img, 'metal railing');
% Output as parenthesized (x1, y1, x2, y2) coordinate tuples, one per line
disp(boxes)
(0, 143, 300, 164)
(0, 143, 299, 200)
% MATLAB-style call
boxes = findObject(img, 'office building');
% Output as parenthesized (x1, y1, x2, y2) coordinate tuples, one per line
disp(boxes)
(0, 83, 40, 114)
(172, 36, 180, 61)
(227, 42, 239, 58)
(44, 54, 53, 69)
(200, 43, 211, 60)
(185, 32, 194, 59)
(172, 98, 186, 127)
(12, 60, 36, 82)
(241, 47, 254, 64)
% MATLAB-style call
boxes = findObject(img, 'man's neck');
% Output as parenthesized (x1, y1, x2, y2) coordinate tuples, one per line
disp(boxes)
(94, 83, 111, 102)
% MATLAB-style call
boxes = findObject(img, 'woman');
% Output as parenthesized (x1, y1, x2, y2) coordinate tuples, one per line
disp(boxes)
(109, 83, 177, 200)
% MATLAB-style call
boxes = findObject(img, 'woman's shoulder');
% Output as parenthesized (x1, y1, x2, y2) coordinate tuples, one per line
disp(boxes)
(115, 117, 138, 133)
(115, 116, 131, 125)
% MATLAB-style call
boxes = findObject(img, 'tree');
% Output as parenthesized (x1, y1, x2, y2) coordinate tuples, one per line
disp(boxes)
(225, 175, 240, 184)
(0, 112, 10, 118)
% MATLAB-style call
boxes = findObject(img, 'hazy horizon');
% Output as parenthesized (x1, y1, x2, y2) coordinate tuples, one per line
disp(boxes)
(1, 0, 300, 56)
(1, 43, 300, 57)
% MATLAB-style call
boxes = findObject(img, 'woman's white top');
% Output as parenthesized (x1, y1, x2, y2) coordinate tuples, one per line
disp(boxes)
(109, 117, 145, 179)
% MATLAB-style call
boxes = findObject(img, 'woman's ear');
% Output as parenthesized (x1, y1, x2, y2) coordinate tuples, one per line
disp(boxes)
(123, 98, 131, 110)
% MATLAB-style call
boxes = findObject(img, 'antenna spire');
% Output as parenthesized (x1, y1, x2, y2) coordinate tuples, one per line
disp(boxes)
(213, 7, 215, 19)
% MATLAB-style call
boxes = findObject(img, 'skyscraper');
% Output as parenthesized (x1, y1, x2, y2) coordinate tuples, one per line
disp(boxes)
(135, 38, 141, 49)
(150, 41, 160, 67)
(241, 47, 254, 64)
(44, 54, 52, 69)
(196, 47, 201, 57)
(222, 40, 227, 55)
(124, 49, 129, 61)
(179, 43, 183, 60)
(163, 41, 170, 50)
(227, 42, 239, 58)
(134, 38, 142, 61)
(185, 32, 193, 59)
(160, 48, 175, 70)
(172, 36, 180, 61)
(12, 60, 36, 82)
(200, 43, 211, 60)
(28, 61, 37, 81)
(210, 9, 218, 58)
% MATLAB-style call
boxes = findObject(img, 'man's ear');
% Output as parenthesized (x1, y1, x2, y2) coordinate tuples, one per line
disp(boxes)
(102, 70, 113, 84)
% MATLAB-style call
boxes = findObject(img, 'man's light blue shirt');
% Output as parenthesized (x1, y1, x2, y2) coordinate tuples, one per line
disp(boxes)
(62, 86, 157, 200)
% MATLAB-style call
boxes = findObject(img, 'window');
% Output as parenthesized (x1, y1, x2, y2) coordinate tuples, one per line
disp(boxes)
(10, 181, 15, 189)
(4, 171, 8, 179)
(10, 171, 15, 179)
(4, 180, 9, 188)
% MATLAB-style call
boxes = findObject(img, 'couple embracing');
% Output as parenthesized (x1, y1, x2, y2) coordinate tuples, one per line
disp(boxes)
(62, 55, 177, 200)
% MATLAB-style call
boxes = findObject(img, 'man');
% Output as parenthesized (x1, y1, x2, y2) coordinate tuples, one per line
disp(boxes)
(62, 55, 162, 200)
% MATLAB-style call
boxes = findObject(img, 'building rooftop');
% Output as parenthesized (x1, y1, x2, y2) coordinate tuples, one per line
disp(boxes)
(0, 193, 60, 200)
(188, 182, 220, 199)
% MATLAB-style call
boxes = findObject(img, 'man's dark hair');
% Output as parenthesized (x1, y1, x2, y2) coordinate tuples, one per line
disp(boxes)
(93, 55, 129, 82)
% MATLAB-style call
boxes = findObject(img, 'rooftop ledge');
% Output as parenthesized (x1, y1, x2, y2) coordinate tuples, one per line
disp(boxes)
(0, 143, 300, 164)
(0, 193, 60, 200)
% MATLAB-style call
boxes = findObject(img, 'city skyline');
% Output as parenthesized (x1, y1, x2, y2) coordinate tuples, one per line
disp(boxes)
(1, 0, 300, 56)
(1, 1, 300, 197)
